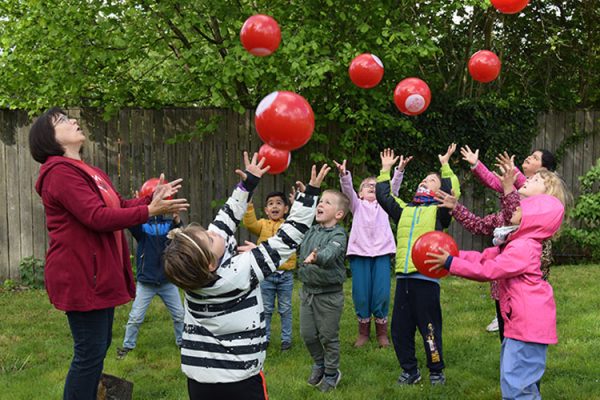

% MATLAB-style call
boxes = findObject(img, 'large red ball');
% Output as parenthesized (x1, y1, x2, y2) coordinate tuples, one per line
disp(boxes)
(490, 0, 529, 14)
(139, 178, 172, 200)
(258, 144, 291, 175)
(240, 14, 281, 57)
(411, 231, 459, 279)
(348, 53, 384, 89)
(255, 91, 315, 151)
(393, 78, 431, 116)
(468, 50, 502, 83)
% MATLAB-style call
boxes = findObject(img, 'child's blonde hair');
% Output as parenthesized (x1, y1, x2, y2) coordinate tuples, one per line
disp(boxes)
(164, 223, 217, 291)
(322, 189, 350, 218)
(536, 169, 573, 209)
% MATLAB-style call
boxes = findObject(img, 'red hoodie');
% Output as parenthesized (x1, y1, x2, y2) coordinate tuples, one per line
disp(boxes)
(35, 156, 151, 312)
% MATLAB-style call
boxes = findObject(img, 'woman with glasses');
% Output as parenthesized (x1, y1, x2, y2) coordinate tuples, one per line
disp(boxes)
(29, 107, 189, 400)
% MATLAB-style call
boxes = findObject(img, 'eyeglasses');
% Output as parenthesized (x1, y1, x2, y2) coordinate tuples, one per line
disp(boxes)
(361, 183, 376, 189)
(52, 114, 70, 126)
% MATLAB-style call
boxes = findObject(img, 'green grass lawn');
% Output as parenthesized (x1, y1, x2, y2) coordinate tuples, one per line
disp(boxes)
(1, 264, 599, 399)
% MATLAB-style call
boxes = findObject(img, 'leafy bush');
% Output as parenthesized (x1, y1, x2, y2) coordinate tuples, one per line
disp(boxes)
(557, 159, 600, 263)
(18, 256, 45, 289)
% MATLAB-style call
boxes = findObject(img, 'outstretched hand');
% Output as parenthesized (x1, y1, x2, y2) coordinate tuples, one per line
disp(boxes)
(235, 151, 271, 181)
(434, 189, 458, 210)
(304, 248, 318, 264)
(380, 148, 399, 172)
(493, 158, 517, 193)
(289, 181, 306, 204)
(237, 240, 258, 254)
(438, 143, 457, 165)
(424, 247, 451, 272)
(333, 159, 347, 176)
(308, 164, 331, 188)
(495, 151, 514, 171)
(397, 155, 413, 172)
(153, 173, 183, 200)
(460, 145, 479, 166)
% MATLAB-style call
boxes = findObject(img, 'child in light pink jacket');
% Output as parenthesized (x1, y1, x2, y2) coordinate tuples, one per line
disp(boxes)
(426, 193, 566, 399)
(333, 158, 407, 347)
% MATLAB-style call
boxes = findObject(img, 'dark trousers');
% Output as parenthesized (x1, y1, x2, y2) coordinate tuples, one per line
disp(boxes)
(495, 300, 505, 343)
(391, 278, 445, 374)
(64, 307, 115, 400)
(187, 372, 268, 400)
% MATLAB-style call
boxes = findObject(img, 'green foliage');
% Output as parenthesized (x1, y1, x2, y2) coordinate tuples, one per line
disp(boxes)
(1, 278, 16, 291)
(560, 159, 600, 262)
(18, 256, 45, 289)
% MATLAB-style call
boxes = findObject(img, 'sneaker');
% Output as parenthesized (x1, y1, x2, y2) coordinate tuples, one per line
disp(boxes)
(307, 365, 325, 387)
(281, 341, 292, 351)
(116, 347, 132, 360)
(319, 370, 342, 392)
(397, 369, 421, 385)
(486, 317, 499, 332)
(430, 371, 446, 386)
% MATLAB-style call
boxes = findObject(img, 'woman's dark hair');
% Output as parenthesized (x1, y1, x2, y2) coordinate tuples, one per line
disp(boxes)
(536, 149, 557, 172)
(29, 107, 66, 163)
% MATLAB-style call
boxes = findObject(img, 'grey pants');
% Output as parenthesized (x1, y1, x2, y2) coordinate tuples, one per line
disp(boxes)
(299, 287, 344, 375)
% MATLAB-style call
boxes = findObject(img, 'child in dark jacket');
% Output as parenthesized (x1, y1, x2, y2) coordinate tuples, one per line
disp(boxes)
(297, 189, 350, 393)
(117, 212, 185, 358)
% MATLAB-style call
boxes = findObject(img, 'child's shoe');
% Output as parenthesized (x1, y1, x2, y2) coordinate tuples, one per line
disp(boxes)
(486, 316, 499, 332)
(307, 365, 325, 386)
(281, 341, 292, 351)
(319, 370, 342, 392)
(430, 371, 446, 386)
(397, 369, 421, 385)
(375, 320, 390, 348)
(116, 347, 132, 360)
(354, 320, 370, 347)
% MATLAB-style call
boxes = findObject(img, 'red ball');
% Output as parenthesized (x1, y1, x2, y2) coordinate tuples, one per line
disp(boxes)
(468, 50, 502, 83)
(139, 178, 172, 200)
(258, 144, 291, 175)
(411, 231, 459, 279)
(240, 14, 281, 57)
(393, 78, 431, 116)
(490, 0, 529, 14)
(348, 53, 384, 89)
(255, 91, 315, 151)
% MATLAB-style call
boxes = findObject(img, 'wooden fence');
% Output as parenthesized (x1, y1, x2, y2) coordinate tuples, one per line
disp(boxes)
(1, 109, 599, 280)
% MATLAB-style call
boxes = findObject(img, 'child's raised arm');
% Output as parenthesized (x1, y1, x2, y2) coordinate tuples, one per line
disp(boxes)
(376, 148, 404, 223)
(391, 154, 412, 196)
(334, 159, 359, 214)
(210, 152, 270, 239)
(242, 202, 264, 236)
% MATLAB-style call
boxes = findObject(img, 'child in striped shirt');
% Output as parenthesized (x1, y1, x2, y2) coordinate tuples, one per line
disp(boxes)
(163, 152, 330, 400)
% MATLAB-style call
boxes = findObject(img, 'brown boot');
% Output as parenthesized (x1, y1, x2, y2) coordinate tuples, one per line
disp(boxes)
(375, 320, 390, 348)
(354, 320, 370, 347)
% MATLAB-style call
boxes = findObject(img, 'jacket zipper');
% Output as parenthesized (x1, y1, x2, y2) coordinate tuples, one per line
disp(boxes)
(404, 208, 420, 274)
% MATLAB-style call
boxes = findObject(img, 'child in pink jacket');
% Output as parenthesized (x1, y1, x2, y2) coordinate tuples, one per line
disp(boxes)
(333, 158, 406, 347)
(426, 194, 566, 399)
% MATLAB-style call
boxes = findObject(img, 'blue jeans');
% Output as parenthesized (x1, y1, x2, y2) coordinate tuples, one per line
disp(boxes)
(64, 307, 114, 400)
(260, 271, 294, 343)
(500, 338, 547, 400)
(350, 255, 391, 320)
(122, 281, 184, 349)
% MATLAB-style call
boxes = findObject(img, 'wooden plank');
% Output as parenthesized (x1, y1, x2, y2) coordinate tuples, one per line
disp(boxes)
(4, 111, 21, 278)
(534, 113, 545, 150)
(0, 111, 10, 280)
(16, 111, 33, 271)
(560, 112, 576, 197)
(130, 110, 146, 195)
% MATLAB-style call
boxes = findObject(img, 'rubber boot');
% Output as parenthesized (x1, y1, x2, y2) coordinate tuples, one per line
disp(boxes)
(375, 320, 390, 348)
(354, 320, 370, 347)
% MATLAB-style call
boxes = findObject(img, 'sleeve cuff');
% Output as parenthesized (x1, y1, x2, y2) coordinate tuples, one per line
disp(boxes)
(444, 255, 454, 271)
(305, 185, 320, 196)
(240, 171, 260, 192)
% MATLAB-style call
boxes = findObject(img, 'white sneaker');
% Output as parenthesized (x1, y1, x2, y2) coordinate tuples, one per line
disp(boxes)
(486, 317, 499, 332)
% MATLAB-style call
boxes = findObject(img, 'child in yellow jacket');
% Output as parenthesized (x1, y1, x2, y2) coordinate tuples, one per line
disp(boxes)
(243, 191, 296, 351)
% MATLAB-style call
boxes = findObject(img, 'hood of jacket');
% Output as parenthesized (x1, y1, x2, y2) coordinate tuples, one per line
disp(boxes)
(509, 194, 564, 243)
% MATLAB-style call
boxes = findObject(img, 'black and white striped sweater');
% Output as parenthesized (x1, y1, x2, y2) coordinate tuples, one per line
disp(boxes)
(181, 184, 317, 383)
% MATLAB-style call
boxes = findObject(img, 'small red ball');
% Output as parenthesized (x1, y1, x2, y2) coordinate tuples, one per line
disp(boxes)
(240, 14, 281, 56)
(258, 144, 291, 175)
(393, 78, 431, 116)
(348, 53, 384, 89)
(468, 50, 502, 83)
